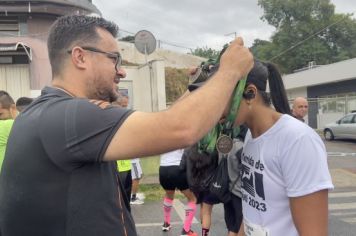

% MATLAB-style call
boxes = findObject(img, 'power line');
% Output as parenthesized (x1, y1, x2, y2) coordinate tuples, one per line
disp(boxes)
(269, 15, 350, 61)
(118, 28, 135, 35)
(158, 40, 194, 51)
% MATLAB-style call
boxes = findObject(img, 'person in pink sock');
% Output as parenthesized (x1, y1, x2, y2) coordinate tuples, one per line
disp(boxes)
(159, 149, 198, 236)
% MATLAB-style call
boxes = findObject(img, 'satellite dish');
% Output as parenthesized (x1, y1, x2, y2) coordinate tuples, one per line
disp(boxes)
(134, 30, 157, 55)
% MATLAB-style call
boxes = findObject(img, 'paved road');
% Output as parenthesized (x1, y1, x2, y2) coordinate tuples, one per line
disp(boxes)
(325, 138, 356, 235)
(132, 138, 356, 236)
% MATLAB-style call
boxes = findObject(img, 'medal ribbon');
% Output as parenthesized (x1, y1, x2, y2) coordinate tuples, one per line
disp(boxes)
(198, 76, 247, 154)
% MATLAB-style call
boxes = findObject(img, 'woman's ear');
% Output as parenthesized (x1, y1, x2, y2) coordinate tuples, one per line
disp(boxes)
(243, 90, 255, 100)
(243, 86, 257, 100)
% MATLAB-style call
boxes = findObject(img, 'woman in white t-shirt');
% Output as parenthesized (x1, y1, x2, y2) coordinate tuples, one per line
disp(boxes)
(159, 149, 198, 236)
(232, 60, 334, 236)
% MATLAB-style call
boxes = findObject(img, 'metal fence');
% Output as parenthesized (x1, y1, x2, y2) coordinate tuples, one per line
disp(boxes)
(298, 96, 356, 129)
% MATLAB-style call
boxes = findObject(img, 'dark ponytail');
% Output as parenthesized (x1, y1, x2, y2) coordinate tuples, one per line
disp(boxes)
(266, 63, 291, 115)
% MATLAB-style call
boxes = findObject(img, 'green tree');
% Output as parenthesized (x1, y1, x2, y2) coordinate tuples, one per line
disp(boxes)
(189, 46, 220, 60)
(254, 0, 356, 73)
(120, 35, 135, 42)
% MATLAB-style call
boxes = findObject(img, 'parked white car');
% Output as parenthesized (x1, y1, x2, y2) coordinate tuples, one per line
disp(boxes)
(323, 112, 356, 141)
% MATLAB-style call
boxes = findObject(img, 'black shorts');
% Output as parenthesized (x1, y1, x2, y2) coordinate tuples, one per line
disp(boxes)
(196, 190, 221, 205)
(223, 193, 243, 233)
(159, 166, 189, 191)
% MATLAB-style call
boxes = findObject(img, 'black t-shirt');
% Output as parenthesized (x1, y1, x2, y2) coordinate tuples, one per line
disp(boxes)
(0, 87, 137, 236)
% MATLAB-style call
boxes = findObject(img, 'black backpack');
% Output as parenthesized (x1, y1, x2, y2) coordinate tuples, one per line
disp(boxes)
(209, 156, 231, 203)
(182, 145, 218, 193)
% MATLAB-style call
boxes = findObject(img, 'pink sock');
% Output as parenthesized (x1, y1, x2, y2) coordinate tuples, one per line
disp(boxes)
(163, 197, 173, 224)
(183, 201, 197, 232)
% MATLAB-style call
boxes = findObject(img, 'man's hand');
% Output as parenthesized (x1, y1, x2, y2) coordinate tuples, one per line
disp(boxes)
(219, 37, 254, 80)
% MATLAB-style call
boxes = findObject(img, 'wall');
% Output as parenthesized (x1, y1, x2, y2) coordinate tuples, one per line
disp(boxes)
(119, 41, 205, 69)
(308, 79, 356, 128)
(119, 60, 166, 112)
(27, 15, 55, 36)
(1, 37, 52, 90)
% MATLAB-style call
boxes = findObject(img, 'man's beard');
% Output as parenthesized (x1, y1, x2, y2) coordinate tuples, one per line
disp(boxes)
(86, 85, 119, 103)
(87, 76, 119, 102)
(95, 88, 119, 103)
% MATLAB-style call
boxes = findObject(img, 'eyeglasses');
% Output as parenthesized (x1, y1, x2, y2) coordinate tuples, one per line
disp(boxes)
(67, 46, 122, 72)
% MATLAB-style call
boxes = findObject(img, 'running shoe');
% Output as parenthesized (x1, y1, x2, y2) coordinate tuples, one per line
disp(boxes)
(130, 197, 144, 205)
(180, 229, 198, 236)
(161, 222, 171, 231)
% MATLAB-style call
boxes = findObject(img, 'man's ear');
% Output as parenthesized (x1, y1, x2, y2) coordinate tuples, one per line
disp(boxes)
(70, 47, 87, 70)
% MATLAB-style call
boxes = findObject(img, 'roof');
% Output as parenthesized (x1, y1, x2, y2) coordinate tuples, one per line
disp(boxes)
(0, 42, 32, 61)
(0, 0, 101, 15)
(283, 58, 356, 89)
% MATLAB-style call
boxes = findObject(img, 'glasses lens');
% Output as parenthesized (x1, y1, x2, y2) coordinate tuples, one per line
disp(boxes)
(115, 54, 122, 71)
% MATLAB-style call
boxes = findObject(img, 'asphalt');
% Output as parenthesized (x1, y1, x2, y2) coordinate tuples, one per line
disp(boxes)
(132, 167, 356, 236)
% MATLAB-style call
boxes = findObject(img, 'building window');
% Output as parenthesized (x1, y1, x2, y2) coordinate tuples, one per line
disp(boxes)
(318, 93, 356, 114)
(0, 16, 19, 32)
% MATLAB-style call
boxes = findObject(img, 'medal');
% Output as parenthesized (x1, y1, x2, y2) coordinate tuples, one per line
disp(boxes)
(216, 135, 233, 154)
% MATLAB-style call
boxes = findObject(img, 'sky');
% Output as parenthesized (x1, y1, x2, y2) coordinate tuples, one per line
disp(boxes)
(92, 0, 356, 53)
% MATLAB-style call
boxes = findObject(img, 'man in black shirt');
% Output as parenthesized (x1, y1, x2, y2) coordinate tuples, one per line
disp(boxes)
(0, 15, 253, 236)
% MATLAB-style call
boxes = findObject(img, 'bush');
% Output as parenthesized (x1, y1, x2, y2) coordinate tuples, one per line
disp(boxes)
(165, 67, 190, 103)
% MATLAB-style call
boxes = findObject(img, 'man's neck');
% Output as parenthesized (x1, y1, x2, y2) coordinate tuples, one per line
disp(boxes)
(52, 76, 86, 98)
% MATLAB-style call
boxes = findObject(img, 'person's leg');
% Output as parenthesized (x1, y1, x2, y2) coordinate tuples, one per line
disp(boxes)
(162, 190, 175, 231)
(117, 170, 132, 211)
(224, 194, 243, 236)
(236, 223, 244, 236)
(159, 166, 177, 231)
(181, 189, 197, 234)
(201, 203, 213, 236)
(131, 178, 140, 199)
(131, 160, 143, 204)
(118, 171, 130, 201)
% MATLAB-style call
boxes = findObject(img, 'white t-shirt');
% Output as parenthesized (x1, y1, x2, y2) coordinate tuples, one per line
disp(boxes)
(241, 114, 334, 236)
(160, 149, 184, 166)
(131, 158, 140, 164)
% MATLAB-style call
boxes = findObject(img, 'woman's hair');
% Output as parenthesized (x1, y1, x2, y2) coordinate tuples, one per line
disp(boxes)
(265, 63, 291, 115)
(246, 61, 291, 115)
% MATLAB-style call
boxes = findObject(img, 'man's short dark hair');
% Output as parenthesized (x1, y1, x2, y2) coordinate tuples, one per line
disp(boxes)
(0, 90, 15, 109)
(47, 15, 119, 77)
(16, 97, 34, 112)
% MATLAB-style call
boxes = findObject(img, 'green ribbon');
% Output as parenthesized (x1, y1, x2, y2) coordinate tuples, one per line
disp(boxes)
(198, 76, 247, 154)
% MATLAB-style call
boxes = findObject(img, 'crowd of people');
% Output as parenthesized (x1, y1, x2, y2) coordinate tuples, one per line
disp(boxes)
(0, 14, 334, 236)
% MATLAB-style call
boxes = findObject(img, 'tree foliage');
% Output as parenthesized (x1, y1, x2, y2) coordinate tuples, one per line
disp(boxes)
(120, 35, 135, 42)
(165, 67, 190, 104)
(190, 46, 220, 60)
(253, 0, 356, 73)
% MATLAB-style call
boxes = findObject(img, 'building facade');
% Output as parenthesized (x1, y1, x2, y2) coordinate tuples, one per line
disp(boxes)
(0, 0, 100, 100)
(283, 58, 356, 129)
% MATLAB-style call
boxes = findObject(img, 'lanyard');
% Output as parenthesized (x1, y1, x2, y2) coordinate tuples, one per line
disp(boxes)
(198, 76, 247, 154)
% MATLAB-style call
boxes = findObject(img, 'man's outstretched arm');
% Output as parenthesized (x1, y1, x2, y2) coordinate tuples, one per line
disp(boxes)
(104, 37, 254, 161)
